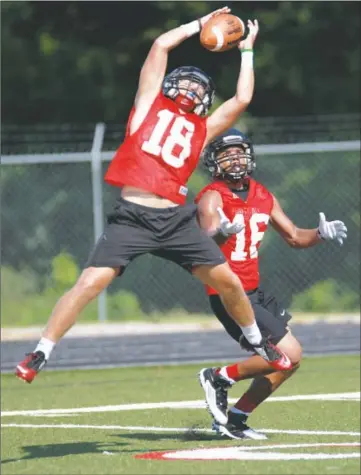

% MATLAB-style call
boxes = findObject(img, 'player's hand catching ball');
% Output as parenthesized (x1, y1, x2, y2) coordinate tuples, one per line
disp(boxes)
(217, 207, 245, 236)
(199, 6, 231, 28)
(317, 212, 348, 246)
(238, 19, 259, 51)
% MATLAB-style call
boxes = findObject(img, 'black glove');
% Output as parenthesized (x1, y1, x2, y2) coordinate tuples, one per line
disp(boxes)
(239, 334, 257, 352)
(239, 334, 273, 352)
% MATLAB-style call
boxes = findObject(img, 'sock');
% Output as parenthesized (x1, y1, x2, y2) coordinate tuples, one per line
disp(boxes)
(232, 394, 258, 416)
(240, 322, 262, 346)
(34, 337, 55, 360)
(217, 364, 239, 384)
(229, 407, 250, 417)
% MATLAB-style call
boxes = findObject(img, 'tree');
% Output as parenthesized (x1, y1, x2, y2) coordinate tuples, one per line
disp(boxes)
(1, 1, 360, 124)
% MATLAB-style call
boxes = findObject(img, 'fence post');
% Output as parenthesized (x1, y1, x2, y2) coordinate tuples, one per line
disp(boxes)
(91, 123, 107, 322)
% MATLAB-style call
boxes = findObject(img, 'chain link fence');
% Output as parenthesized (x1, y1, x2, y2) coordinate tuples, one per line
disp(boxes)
(1, 115, 360, 325)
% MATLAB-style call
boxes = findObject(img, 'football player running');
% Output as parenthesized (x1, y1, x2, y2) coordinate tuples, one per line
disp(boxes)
(16, 8, 290, 384)
(196, 129, 348, 440)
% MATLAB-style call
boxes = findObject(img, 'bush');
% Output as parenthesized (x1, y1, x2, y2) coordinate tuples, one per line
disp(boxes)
(1, 254, 144, 326)
(108, 290, 144, 320)
(291, 279, 359, 313)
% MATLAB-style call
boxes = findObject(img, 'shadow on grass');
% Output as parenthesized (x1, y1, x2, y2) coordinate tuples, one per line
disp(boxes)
(1, 441, 127, 464)
(112, 426, 218, 443)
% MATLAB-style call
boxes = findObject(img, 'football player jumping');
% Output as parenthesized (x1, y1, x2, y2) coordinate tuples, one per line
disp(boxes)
(196, 128, 348, 440)
(16, 8, 291, 383)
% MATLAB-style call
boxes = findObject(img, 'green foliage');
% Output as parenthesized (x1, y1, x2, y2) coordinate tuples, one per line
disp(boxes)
(2, 152, 359, 317)
(1, 266, 39, 299)
(1, 2, 360, 319)
(51, 252, 79, 289)
(291, 279, 360, 312)
(108, 290, 144, 320)
(187, 169, 209, 196)
(1, 1, 360, 124)
(1, 254, 145, 326)
(255, 151, 360, 307)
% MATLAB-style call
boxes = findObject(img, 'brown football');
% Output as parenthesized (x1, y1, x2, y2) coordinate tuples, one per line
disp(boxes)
(200, 13, 245, 52)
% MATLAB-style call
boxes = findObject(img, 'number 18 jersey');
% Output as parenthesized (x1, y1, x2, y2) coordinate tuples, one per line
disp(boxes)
(195, 179, 274, 294)
(105, 92, 207, 205)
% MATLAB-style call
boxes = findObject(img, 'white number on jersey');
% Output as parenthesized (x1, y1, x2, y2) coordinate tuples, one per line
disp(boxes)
(231, 213, 270, 261)
(141, 109, 195, 168)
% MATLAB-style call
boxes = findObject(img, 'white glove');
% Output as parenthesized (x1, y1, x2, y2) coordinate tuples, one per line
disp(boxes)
(217, 207, 245, 236)
(318, 212, 348, 246)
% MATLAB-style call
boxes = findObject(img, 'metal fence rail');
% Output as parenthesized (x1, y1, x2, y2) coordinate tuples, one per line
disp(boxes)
(1, 121, 360, 323)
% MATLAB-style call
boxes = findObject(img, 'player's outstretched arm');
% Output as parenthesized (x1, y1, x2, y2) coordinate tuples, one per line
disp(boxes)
(270, 196, 348, 247)
(205, 19, 259, 145)
(134, 7, 231, 110)
(197, 190, 244, 245)
(130, 7, 230, 134)
(197, 190, 223, 237)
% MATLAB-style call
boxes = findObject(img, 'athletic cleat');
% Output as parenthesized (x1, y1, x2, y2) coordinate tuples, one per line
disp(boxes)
(15, 351, 47, 383)
(212, 411, 268, 440)
(198, 367, 232, 425)
(251, 338, 292, 371)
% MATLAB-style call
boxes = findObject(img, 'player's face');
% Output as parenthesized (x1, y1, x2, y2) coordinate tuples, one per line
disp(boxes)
(176, 79, 206, 112)
(216, 146, 248, 176)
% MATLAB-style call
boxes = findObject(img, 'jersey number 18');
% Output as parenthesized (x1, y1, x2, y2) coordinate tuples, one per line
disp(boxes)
(141, 110, 195, 168)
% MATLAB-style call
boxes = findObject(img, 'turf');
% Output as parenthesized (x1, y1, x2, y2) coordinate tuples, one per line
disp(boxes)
(1, 355, 360, 474)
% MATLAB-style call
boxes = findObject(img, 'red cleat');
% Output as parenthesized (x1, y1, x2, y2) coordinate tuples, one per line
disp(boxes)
(15, 351, 47, 383)
(249, 338, 292, 371)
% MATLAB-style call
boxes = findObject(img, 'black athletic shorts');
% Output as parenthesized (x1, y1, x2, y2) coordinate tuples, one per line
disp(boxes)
(85, 196, 226, 272)
(209, 287, 292, 346)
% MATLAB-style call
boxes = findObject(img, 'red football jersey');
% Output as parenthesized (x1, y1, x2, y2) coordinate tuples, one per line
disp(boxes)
(105, 92, 207, 205)
(195, 179, 274, 294)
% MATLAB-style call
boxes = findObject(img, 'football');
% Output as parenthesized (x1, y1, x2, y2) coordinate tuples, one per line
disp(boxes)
(200, 13, 245, 52)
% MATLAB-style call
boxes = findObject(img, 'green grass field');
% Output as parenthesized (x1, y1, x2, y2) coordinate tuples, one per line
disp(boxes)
(1, 355, 360, 474)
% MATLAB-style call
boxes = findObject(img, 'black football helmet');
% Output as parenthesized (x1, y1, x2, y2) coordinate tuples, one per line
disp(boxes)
(162, 66, 215, 116)
(203, 128, 256, 182)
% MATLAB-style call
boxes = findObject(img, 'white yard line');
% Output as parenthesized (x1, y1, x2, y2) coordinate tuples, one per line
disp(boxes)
(234, 442, 361, 449)
(1, 423, 360, 437)
(154, 444, 361, 461)
(2, 392, 359, 417)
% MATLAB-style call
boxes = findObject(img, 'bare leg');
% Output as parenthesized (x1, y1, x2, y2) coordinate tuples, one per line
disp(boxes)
(193, 262, 256, 327)
(230, 332, 302, 414)
(223, 331, 303, 382)
(15, 266, 120, 382)
(42, 267, 119, 342)
(233, 365, 300, 413)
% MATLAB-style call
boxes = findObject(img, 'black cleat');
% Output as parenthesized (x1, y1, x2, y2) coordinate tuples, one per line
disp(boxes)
(212, 411, 267, 440)
(198, 367, 232, 425)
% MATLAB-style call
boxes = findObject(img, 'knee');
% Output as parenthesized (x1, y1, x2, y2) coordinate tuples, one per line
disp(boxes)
(288, 345, 303, 368)
(216, 269, 244, 299)
(291, 341, 303, 367)
(72, 270, 105, 300)
(278, 334, 303, 367)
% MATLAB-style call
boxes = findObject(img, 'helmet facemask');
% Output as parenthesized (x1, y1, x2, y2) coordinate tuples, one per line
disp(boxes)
(203, 132, 256, 184)
(162, 66, 215, 116)
(215, 145, 255, 183)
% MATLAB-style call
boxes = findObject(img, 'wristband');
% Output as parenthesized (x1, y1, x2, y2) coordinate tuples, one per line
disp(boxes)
(181, 20, 201, 37)
(241, 49, 254, 67)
